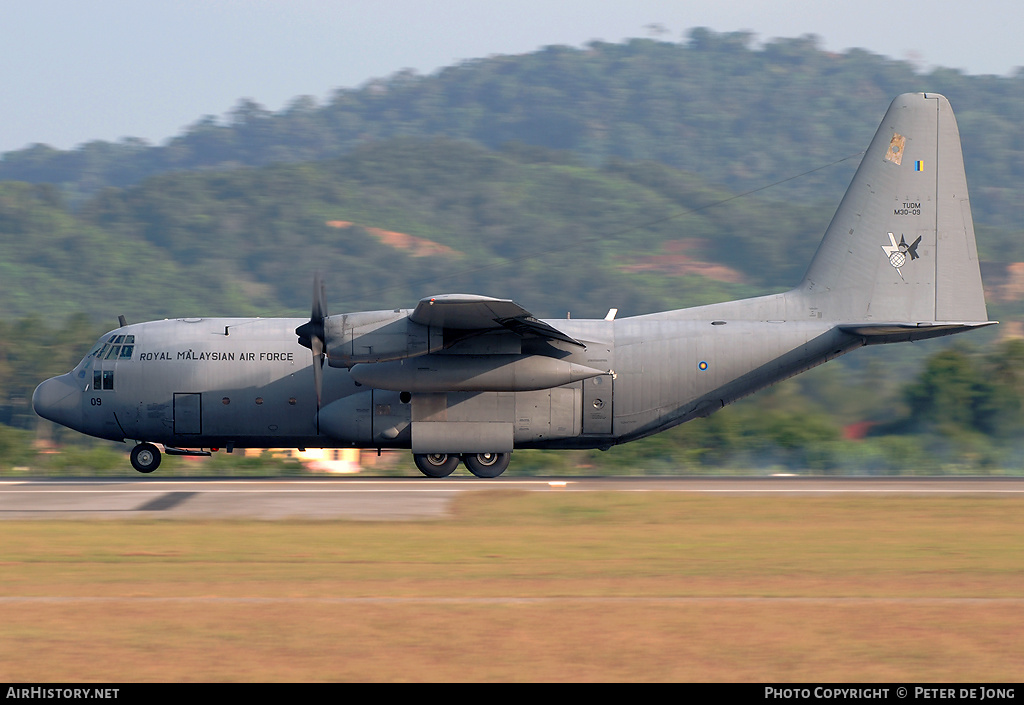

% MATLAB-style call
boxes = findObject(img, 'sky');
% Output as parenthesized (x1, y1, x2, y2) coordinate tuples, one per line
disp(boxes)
(3, 0, 1022, 154)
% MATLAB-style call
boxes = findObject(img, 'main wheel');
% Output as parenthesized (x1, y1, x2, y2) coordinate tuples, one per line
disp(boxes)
(130, 443, 162, 474)
(463, 452, 510, 478)
(414, 453, 459, 478)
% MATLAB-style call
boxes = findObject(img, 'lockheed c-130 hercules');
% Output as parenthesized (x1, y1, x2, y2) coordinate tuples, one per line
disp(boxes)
(33, 93, 994, 477)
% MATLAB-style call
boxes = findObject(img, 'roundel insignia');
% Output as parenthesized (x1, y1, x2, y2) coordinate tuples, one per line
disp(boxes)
(698, 361, 708, 371)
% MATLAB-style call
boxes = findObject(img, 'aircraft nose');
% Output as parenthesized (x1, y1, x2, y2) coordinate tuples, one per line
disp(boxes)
(32, 374, 83, 430)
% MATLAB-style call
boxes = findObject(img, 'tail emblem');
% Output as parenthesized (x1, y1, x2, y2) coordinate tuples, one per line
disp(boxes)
(881, 232, 922, 280)
(885, 133, 906, 165)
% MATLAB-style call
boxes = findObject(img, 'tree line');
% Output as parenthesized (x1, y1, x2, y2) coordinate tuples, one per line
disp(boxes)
(2, 30, 1022, 231)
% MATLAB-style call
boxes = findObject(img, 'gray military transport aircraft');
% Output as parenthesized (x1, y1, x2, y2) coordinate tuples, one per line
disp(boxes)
(33, 93, 994, 477)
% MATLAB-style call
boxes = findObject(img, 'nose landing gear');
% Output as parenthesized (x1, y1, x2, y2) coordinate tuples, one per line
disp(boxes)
(130, 443, 162, 473)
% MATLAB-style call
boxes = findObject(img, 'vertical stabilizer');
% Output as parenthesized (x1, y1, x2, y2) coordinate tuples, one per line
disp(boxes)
(798, 93, 988, 323)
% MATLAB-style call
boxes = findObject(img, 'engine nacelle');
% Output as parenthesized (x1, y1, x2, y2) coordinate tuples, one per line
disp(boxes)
(325, 309, 443, 367)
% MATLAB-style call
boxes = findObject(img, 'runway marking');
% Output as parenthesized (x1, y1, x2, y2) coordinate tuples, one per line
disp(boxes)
(1, 489, 469, 493)
(618, 489, 1024, 495)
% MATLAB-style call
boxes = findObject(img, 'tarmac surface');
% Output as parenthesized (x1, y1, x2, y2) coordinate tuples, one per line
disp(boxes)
(1, 475, 1022, 520)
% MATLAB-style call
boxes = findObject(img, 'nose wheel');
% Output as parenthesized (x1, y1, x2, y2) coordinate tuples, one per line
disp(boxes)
(130, 443, 162, 473)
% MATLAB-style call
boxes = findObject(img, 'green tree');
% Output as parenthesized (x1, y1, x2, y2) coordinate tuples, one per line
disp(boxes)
(904, 347, 988, 435)
(902, 341, 1024, 439)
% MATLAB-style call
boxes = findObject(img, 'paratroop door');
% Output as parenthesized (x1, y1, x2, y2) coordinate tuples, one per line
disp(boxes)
(173, 393, 202, 435)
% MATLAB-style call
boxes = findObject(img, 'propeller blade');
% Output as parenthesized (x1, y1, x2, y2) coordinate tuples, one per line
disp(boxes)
(312, 272, 326, 324)
(295, 273, 328, 434)
(311, 335, 324, 411)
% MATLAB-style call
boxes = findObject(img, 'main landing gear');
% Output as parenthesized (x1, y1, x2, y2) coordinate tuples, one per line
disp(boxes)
(130, 443, 162, 473)
(414, 453, 460, 478)
(413, 452, 511, 478)
(463, 452, 510, 478)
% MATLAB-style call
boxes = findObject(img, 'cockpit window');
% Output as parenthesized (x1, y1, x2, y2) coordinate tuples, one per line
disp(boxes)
(92, 370, 114, 390)
(88, 335, 135, 362)
(78, 334, 134, 378)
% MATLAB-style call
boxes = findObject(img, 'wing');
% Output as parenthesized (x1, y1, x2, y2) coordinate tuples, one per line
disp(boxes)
(409, 294, 585, 348)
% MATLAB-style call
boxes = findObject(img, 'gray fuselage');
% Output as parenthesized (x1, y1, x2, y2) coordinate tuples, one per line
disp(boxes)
(39, 311, 856, 452)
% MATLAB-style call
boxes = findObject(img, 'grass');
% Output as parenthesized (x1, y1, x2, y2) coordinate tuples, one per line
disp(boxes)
(0, 493, 1021, 681)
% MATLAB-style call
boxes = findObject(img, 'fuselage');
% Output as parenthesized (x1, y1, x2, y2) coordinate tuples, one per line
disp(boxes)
(33, 312, 858, 452)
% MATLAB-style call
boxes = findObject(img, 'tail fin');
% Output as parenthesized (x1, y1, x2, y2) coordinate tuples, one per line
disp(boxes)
(799, 93, 989, 324)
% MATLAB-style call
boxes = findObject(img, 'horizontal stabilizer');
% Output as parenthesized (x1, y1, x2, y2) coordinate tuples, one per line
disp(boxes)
(839, 321, 996, 344)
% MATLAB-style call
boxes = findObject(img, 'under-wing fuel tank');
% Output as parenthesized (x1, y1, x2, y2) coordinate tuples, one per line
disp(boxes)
(348, 354, 608, 392)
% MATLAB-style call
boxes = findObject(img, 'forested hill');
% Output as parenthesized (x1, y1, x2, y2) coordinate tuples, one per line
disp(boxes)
(2, 138, 834, 322)
(3, 30, 1022, 230)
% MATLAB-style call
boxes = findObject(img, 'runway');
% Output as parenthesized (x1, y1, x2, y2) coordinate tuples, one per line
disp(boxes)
(1, 476, 1022, 520)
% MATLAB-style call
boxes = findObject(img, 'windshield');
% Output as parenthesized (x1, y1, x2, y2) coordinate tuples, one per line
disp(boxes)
(74, 334, 136, 379)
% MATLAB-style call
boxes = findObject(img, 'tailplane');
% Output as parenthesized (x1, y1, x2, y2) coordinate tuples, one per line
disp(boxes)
(798, 93, 989, 325)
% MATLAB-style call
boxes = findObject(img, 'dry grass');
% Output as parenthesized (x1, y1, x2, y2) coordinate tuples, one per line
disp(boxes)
(0, 493, 1022, 681)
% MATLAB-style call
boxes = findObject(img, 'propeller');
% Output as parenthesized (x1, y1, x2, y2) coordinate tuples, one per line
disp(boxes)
(295, 273, 328, 426)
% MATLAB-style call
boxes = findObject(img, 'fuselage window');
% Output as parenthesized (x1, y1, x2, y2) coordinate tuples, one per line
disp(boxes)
(93, 371, 102, 390)
(102, 370, 114, 390)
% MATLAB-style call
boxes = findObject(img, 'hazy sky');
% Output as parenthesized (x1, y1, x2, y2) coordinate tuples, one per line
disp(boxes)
(3, 0, 1021, 154)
